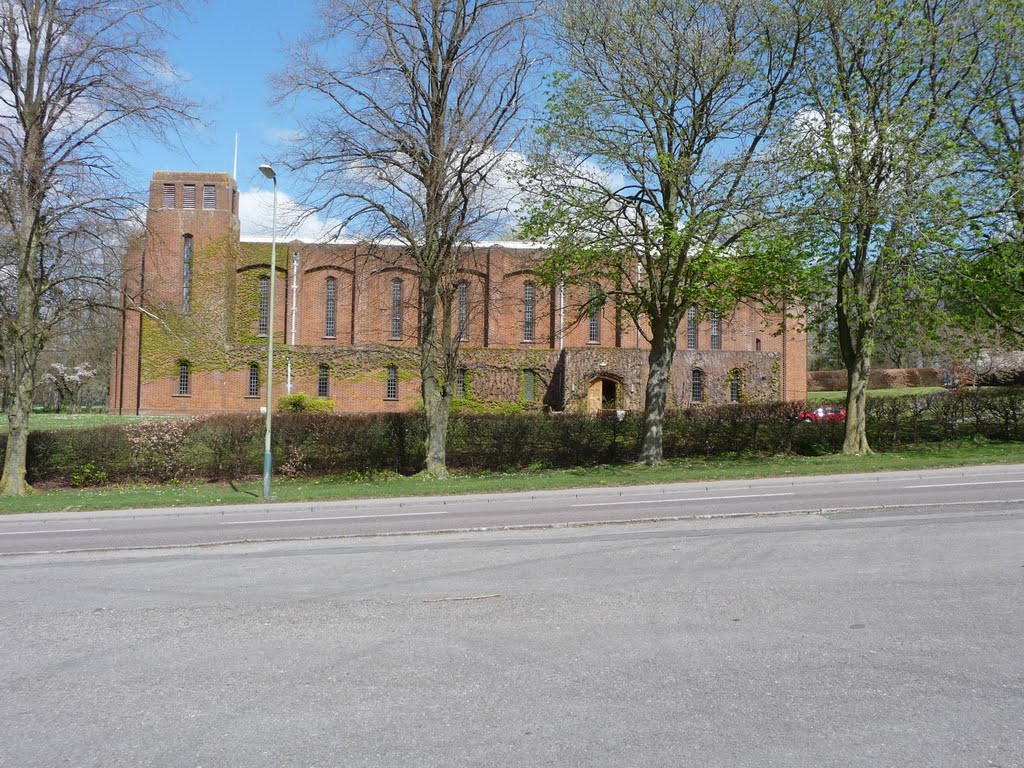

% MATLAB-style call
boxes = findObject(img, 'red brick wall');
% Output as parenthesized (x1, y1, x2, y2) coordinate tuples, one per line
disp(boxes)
(112, 172, 809, 414)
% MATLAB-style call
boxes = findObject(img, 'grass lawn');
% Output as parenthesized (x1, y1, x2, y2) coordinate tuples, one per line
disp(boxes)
(0, 412, 169, 433)
(807, 386, 946, 404)
(2, 439, 1021, 515)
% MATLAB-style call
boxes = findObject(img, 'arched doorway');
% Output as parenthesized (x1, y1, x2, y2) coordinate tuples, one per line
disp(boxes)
(587, 376, 621, 412)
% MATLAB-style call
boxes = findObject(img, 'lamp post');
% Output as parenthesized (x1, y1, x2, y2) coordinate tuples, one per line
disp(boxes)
(259, 164, 277, 498)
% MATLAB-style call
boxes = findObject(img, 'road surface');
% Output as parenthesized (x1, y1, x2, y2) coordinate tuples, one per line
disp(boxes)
(1, 463, 1024, 554)
(0, 490, 1021, 766)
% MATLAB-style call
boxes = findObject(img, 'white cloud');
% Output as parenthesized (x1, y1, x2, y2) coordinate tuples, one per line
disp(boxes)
(239, 188, 349, 242)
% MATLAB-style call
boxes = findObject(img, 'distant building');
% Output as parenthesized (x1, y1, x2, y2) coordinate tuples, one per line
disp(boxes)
(109, 171, 807, 415)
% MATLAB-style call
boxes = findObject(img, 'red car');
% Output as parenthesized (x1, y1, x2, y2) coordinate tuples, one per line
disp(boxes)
(799, 405, 847, 424)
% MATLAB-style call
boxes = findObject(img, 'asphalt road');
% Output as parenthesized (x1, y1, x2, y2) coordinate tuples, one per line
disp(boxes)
(1, 463, 1024, 554)
(1, 498, 1021, 767)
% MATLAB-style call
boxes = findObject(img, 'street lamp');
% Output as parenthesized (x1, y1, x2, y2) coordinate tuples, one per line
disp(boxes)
(259, 164, 277, 498)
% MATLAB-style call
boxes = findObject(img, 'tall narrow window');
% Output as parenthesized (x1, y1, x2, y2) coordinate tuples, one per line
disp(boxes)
(523, 369, 536, 402)
(324, 277, 337, 338)
(390, 278, 403, 340)
(162, 183, 175, 208)
(232, 188, 237, 214)
(686, 306, 698, 350)
(318, 364, 330, 398)
(457, 280, 469, 341)
(691, 369, 704, 403)
(182, 184, 196, 209)
(755, 338, 762, 352)
(182, 235, 193, 314)
(258, 275, 270, 336)
(202, 184, 217, 210)
(588, 285, 602, 344)
(523, 282, 536, 342)
(730, 370, 742, 402)
(455, 367, 467, 398)
(177, 361, 190, 396)
(710, 311, 722, 350)
(248, 364, 260, 398)
(385, 366, 398, 399)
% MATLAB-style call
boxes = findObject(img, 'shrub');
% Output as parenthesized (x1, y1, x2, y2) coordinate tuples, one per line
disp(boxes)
(279, 393, 335, 413)
(17, 388, 1024, 487)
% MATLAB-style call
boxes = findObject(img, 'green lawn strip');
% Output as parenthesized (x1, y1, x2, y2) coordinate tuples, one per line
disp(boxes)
(806, 387, 946, 404)
(2, 440, 1021, 515)
(0, 413, 172, 433)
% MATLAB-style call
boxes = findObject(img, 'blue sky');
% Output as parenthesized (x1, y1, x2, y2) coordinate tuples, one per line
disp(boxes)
(126, 0, 319, 236)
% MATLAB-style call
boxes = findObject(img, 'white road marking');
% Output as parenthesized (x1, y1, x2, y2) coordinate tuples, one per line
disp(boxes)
(572, 492, 795, 508)
(219, 510, 449, 526)
(905, 479, 1024, 489)
(0, 528, 101, 536)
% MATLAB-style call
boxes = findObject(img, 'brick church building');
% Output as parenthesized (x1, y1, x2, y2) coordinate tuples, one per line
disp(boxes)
(109, 171, 807, 416)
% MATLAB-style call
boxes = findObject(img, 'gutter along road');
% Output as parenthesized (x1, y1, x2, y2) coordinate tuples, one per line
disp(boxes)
(2, 463, 1024, 554)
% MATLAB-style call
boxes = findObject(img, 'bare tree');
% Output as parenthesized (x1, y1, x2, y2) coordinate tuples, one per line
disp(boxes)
(0, 0, 196, 496)
(276, 0, 536, 477)
(522, 0, 807, 464)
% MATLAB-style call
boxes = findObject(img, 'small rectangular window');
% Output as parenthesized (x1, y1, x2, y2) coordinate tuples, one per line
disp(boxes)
(318, 365, 330, 398)
(202, 184, 216, 210)
(455, 368, 466, 398)
(182, 184, 196, 209)
(162, 183, 175, 208)
(386, 366, 398, 400)
(232, 189, 238, 214)
(178, 362, 190, 396)
(523, 370, 536, 402)
(248, 364, 260, 398)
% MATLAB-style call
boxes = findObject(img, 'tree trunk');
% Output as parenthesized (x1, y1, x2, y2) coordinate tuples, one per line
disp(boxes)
(843, 353, 872, 455)
(418, 274, 452, 479)
(422, 376, 450, 478)
(639, 327, 676, 465)
(1, 359, 35, 496)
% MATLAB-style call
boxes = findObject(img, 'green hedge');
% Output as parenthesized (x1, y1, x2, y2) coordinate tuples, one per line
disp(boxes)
(4, 388, 1022, 487)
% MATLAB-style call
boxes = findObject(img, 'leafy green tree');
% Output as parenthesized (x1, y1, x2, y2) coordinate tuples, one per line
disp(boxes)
(947, 0, 1024, 348)
(779, 0, 975, 454)
(522, 0, 807, 464)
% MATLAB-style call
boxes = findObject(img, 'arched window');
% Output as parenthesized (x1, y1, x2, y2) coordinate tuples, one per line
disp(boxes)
(730, 369, 742, 402)
(318, 364, 330, 398)
(390, 278, 404, 340)
(710, 311, 722, 350)
(385, 365, 398, 399)
(523, 282, 536, 342)
(588, 284, 602, 344)
(257, 275, 270, 336)
(248, 363, 260, 398)
(691, 369, 704, 403)
(687, 306, 698, 350)
(324, 277, 337, 338)
(457, 280, 469, 341)
(177, 361, 191, 396)
(182, 235, 193, 314)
